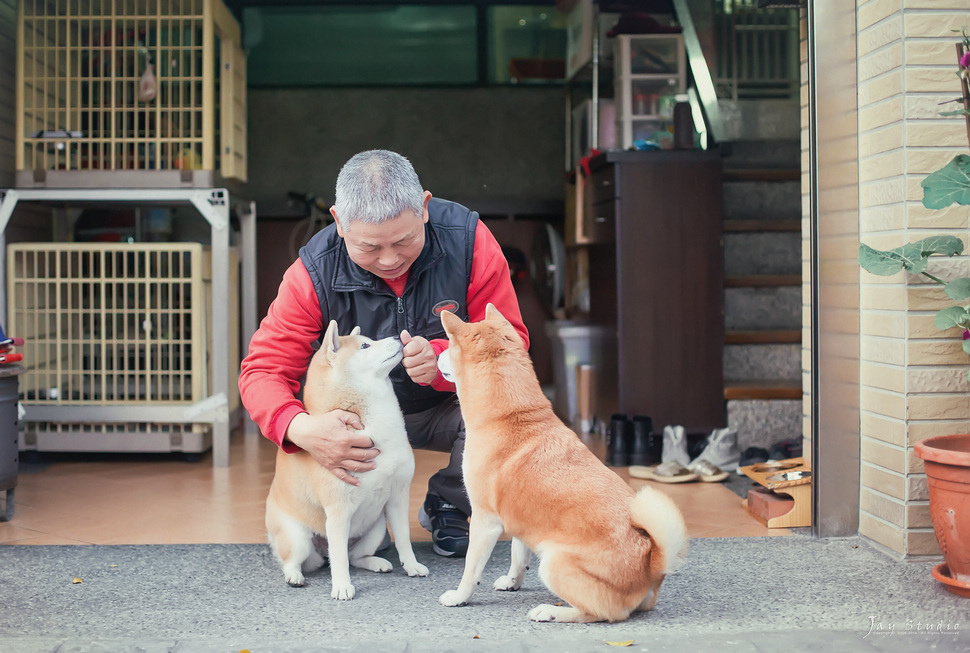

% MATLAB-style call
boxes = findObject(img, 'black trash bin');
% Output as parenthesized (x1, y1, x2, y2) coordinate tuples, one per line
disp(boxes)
(0, 365, 24, 522)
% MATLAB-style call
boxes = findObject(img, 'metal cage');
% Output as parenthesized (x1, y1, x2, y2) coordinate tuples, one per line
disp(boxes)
(15, 0, 247, 184)
(6, 241, 240, 454)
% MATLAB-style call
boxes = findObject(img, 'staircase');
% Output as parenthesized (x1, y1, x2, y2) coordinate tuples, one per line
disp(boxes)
(719, 136, 803, 452)
(660, 0, 804, 451)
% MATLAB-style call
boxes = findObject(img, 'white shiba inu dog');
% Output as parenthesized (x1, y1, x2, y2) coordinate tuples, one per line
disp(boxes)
(264, 321, 429, 599)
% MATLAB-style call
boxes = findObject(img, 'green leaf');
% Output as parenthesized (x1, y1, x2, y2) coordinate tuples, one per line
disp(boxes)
(858, 236, 964, 276)
(940, 109, 970, 117)
(946, 277, 970, 301)
(963, 337, 970, 356)
(858, 243, 908, 275)
(922, 154, 970, 209)
(935, 306, 970, 330)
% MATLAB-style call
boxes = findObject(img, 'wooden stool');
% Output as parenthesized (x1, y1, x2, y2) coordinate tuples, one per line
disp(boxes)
(740, 457, 812, 528)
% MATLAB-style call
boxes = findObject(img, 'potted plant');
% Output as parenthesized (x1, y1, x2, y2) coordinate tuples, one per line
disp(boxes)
(858, 31, 970, 598)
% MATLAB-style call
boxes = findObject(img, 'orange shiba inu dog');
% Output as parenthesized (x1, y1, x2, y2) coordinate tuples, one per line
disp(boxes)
(436, 304, 688, 623)
(264, 321, 428, 599)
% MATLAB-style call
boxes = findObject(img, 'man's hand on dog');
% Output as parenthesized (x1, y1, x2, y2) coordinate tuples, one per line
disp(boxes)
(286, 411, 379, 486)
(401, 330, 438, 385)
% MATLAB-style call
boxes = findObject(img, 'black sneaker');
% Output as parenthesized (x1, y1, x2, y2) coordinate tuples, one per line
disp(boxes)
(420, 494, 469, 558)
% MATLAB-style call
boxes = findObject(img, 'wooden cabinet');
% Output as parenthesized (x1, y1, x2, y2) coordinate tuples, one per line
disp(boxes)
(584, 149, 724, 432)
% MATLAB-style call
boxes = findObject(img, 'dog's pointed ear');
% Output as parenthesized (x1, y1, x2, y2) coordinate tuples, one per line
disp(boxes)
(440, 310, 466, 338)
(323, 320, 341, 360)
(485, 303, 507, 323)
(349, 326, 361, 336)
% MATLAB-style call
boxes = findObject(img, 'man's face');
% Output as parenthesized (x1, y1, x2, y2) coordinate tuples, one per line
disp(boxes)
(333, 191, 431, 280)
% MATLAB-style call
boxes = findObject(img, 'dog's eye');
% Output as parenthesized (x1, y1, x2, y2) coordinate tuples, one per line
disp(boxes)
(360, 343, 370, 349)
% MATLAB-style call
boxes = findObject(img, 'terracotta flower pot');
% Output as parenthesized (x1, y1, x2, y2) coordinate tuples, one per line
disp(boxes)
(915, 433, 970, 594)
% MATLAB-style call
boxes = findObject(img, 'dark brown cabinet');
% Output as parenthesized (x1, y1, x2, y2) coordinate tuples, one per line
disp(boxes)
(584, 149, 725, 432)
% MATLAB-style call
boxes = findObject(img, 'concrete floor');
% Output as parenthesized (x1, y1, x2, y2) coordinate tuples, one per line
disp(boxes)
(0, 536, 966, 652)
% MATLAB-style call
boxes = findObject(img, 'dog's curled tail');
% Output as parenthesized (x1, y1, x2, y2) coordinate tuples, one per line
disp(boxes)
(629, 485, 689, 574)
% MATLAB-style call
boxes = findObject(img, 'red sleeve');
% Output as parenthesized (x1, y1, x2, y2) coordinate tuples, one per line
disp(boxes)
(238, 260, 322, 451)
(427, 220, 530, 392)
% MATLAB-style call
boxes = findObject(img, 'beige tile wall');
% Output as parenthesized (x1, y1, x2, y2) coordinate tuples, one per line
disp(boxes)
(856, 0, 970, 557)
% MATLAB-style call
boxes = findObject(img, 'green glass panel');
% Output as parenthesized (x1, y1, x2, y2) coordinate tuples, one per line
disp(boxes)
(487, 5, 566, 84)
(245, 5, 478, 86)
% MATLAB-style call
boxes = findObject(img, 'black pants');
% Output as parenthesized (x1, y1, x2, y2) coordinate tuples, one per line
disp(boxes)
(404, 398, 469, 516)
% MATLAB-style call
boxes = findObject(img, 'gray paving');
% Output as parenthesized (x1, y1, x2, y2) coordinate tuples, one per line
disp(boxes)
(0, 536, 967, 652)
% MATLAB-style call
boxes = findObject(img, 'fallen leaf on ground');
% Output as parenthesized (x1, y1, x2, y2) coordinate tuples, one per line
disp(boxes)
(605, 641, 634, 647)
(72, 577, 82, 584)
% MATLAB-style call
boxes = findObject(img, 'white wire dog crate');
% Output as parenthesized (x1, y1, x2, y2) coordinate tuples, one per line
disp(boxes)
(6, 241, 240, 456)
(15, 0, 247, 187)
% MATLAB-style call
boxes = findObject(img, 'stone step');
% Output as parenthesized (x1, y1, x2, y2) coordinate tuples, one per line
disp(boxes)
(726, 398, 803, 452)
(725, 330, 800, 345)
(724, 343, 800, 382)
(724, 218, 800, 233)
(725, 231, 801, 277)
(723, 168, 800, 182)
(725, 285, 801, 331)
(720, 136, 801, 169)
(722, 179, 802, 221)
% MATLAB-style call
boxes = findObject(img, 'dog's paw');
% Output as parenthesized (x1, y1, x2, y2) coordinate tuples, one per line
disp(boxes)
(284, 575, 306, 587)
(353, 555, 392, 573)
(404, 562, 429, 577)
(493, 574, 521, 591)
(283, 565, 306, 587)
(528, 604, 589, 623)
(528, 604, 563, 622)
(438, 590, 467, 607)
(331, 582, 356, 600)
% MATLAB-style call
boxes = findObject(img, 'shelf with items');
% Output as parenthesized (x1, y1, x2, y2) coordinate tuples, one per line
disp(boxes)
(613, 33, 686, 150)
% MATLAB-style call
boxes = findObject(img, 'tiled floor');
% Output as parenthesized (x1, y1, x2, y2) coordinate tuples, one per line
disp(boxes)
(0, 429, 789, 545)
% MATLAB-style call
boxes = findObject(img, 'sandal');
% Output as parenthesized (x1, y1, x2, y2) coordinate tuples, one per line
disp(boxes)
(689, 459, 729, 483)
(629, 461, 699, 483)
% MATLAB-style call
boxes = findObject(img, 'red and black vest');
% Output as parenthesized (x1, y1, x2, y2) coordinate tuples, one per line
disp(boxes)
(299, 197, 477, 414)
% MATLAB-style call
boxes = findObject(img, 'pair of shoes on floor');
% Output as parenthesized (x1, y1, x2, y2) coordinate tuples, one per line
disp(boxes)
(632, 425, 740, 483)
(662, 425, 741, 470)
(606, 414, 661, 466)
(419, 494, 469, 558)
(629, 459, 728, 483)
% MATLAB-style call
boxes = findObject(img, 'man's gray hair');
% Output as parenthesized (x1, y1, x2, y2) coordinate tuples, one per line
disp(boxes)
(334, 150, 426, 225)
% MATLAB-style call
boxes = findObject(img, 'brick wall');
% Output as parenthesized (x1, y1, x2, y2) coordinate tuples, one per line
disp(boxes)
(856, 0, 970, 557)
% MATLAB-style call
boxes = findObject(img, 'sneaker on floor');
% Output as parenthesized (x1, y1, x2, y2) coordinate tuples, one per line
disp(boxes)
(691, 427, 741, 472)
(420, 494, 469, 558)
(768, 437, 803, 461)
(661, 425, 691, 465)
(739, 446, 770, 468)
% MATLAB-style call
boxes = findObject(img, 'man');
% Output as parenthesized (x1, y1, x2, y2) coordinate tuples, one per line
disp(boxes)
(239, 149, 529, 557)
